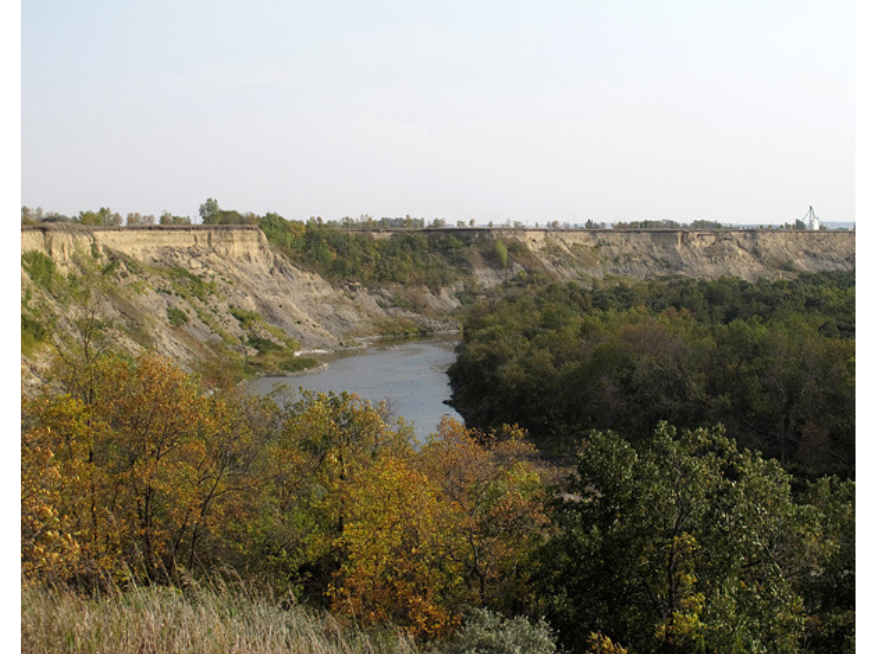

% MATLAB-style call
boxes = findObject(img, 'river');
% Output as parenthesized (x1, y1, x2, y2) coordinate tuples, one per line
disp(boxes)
(248, 334, 463, 438)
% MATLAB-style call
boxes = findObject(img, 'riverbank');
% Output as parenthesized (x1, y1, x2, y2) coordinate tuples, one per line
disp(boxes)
(250, 335, 463, 437)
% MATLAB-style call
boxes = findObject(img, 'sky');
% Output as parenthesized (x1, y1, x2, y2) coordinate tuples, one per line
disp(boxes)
(18, 0, 858, 226)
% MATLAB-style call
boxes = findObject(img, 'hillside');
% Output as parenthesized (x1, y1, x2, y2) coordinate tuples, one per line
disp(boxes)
(21, 223, 855, 389)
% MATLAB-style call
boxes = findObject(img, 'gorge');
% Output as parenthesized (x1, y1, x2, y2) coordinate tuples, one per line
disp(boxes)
(21, 222, 855, 391)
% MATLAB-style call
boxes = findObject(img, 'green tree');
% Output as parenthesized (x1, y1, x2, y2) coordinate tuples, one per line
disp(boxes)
(78, 207, 121, 226)
(199, 198, 221, 224)
(537, 423, 838, 653)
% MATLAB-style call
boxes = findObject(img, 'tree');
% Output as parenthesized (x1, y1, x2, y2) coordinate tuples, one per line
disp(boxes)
(419, 419, 550, 613)
(797, 476, 855, 653)
(538, 423, 838, 653)
(160, 211, 191, 225)
(199, 198, 221, 224)
(251, 391, 415, 599)
(22, 206, 39, 224)
(22, 351, 270, 586)
(126, 213, 155, 226)
(326, 418, 551, 638)
(329, 453, 460, 638)
(21, 394, 93, 582)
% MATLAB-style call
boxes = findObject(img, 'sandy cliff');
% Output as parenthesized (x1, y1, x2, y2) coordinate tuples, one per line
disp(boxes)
(509, 228, 854, 280)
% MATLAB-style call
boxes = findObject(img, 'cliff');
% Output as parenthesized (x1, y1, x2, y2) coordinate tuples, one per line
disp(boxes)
(22, 224, 385, 346)
(511, 228, 854, 280)
(21, 224, 855, 387)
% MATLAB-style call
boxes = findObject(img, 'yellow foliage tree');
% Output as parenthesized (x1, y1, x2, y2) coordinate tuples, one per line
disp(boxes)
(254, 390, 415, 596)
(22, 353, 265, 585)
(419, 418, 551, 611)
(329, 454, 462, 638)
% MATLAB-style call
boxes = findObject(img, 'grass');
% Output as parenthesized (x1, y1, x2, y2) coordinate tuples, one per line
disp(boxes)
(166, 266, 218, 302)
(244, 350, 319, 375)
(167, 306, 190, 327)
(21, 581, 419, 654)
(22, 251, 60, 291)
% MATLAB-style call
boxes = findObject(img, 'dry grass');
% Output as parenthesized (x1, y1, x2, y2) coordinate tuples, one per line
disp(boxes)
(21, 582, 419, 654)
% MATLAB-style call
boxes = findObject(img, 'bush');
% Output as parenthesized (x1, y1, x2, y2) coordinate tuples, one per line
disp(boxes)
(167, 306, 189, 327)
(230, 305, 260, 328)
(436, 608, 558, 654)
(247, 335, 281, 354)
(22, 251, 59, 291)
(494, 240, 509, 268)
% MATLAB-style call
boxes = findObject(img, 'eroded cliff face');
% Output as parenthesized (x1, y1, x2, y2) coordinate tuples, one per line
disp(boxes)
(21, 224, 855, 387)
(21, 225, 456, 388)
(512, 228, 855, 280)
(22, 225, 381, 349)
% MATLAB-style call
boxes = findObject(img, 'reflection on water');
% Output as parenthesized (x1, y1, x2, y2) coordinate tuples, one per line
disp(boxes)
(248, 335, 463, 438)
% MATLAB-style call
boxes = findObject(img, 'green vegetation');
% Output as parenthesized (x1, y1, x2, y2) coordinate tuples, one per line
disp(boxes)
(22, 337, 854, 652)
(165, 265, 218, 301)
(494, 239, 509, 268)
(166, 306, 189, 327)
(448, 271, 855, 478)
(21, 256, 56, 352)
(262, 216, 493, 289)
(22, 250, 60, 290)
(536, 423, 854, 653)
(438, 608, 558, 654)
(229, 304, 260, 328)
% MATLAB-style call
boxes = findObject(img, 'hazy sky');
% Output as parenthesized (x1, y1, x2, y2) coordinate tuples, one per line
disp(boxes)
(21, 0, 857, 225)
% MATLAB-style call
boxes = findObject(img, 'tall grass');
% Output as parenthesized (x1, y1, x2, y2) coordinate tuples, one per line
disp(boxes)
(21, 581, 419, 654)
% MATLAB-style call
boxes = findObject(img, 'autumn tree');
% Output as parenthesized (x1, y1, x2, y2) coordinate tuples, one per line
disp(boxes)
(21, 394, 92, 581)
(324, 418, 551, 638)
(249, 390, 415, 599)
(419, 419, 551, 614)
(22, 351, 272, 586)
(329, 454, 461, 638)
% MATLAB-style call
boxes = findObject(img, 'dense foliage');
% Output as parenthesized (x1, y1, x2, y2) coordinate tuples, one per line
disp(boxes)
(448, 271, 855, 478)
(22, 350, 550, 641)
(22, 345, 854, 652)
(536, 424, 854, 653)
(259, 212, 522, 289)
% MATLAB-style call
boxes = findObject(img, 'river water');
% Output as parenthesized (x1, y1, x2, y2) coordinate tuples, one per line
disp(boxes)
(248, 335, 463, 438)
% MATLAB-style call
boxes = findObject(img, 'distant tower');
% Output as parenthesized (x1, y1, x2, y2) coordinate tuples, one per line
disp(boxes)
(807, 206, 821, 230)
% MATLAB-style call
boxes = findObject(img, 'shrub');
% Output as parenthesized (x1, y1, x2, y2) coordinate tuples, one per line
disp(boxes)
(167, 306, 189, 327)
(22, 251, 59, 291)
(230, 305, 260, 329)
(494, 240, 509, 268)
(436, 608, 558, 654)
(247, 335, 281, 354)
